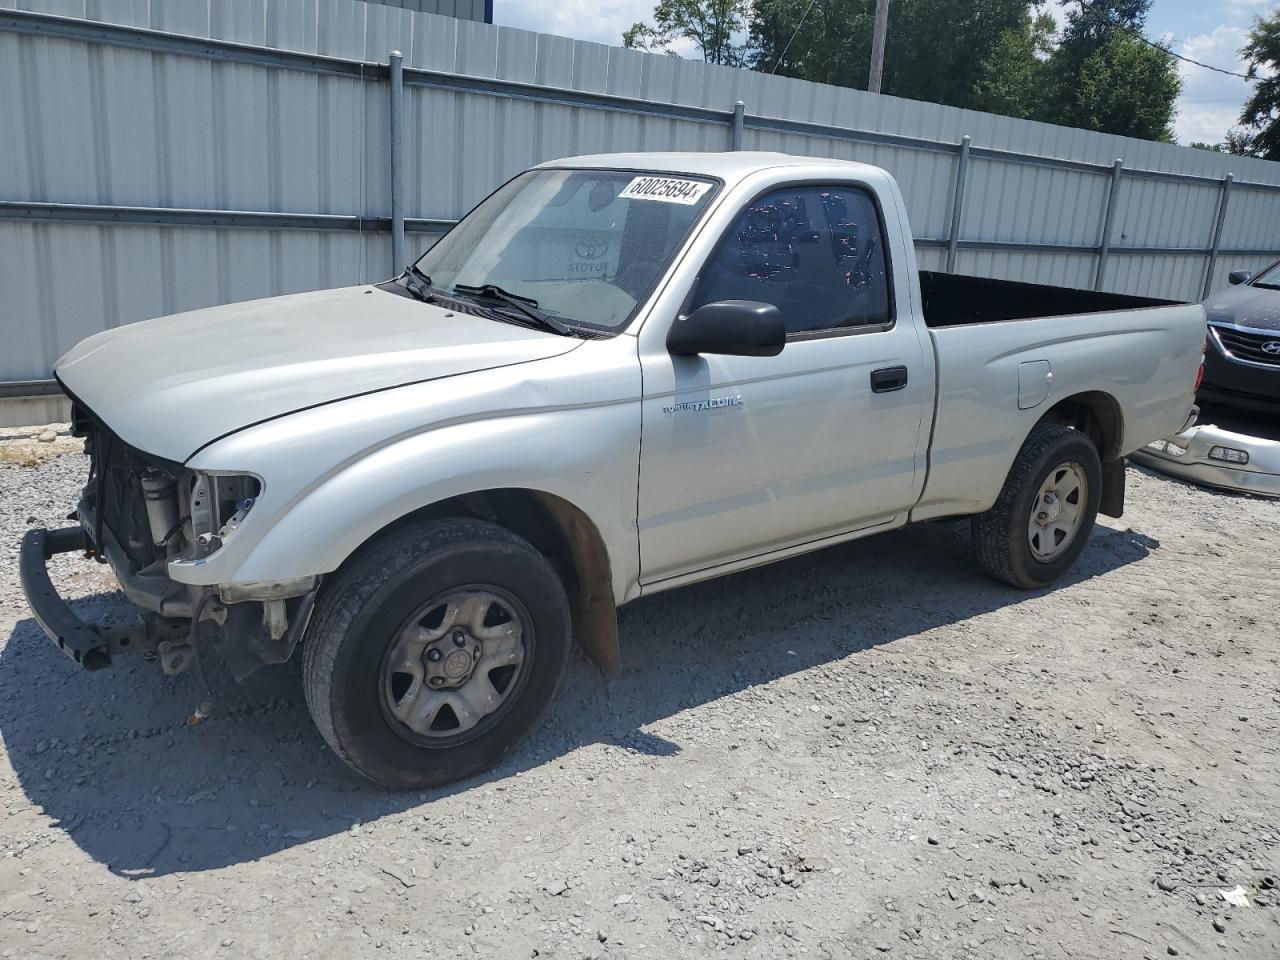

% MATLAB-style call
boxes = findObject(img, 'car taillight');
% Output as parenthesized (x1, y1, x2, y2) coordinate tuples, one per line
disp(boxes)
(1195, 335, 1207, 389)
(1195, 363, 1205, 389)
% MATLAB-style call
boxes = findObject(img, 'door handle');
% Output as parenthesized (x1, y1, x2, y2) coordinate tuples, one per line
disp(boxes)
(870, 366, 908, 393)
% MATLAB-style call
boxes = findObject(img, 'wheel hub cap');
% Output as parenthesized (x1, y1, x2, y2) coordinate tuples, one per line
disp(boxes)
(1028, 462, 1087, 562)
(423, 628, 482, 688)
(382, 589, 528, 739)
(1038, 491, 1063, 525)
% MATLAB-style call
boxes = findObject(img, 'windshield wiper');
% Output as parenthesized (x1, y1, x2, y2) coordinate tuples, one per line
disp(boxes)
(452, 283, 575, 336)
(400, 264, 436, 303)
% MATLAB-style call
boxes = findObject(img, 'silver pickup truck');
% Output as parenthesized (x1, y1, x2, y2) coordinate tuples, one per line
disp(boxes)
(21, 152, 1205, 788)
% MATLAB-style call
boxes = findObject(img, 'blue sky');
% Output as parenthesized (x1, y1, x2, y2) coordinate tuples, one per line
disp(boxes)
(493, 0, 1275, 146)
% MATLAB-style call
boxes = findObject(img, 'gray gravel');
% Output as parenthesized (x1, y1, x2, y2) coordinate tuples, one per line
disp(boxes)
(1, 449, 1278, 959)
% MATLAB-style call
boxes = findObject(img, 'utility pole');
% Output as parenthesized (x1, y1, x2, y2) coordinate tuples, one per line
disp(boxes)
(868, 0, 890, 93)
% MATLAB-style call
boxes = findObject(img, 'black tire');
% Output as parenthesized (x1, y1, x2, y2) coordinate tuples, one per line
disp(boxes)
(302, 517, 571, 789)
(971, 424, 1102, 589)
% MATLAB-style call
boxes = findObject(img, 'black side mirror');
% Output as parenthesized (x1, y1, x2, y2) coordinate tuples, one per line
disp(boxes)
(1228, 270, 1253, 285)
(667, 300, 785, 357)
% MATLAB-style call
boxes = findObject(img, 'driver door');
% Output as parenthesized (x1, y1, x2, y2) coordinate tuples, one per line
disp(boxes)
(637, 182, 930, 584)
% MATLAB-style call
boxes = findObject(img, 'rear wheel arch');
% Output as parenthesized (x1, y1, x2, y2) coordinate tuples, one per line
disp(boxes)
(1036, 391, 1124, 462)
(1035, 392, 1125, 517)
(346, 488, 621, 674)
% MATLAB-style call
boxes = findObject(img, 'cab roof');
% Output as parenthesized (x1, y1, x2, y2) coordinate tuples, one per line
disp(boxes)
(536, 151, 883, 188)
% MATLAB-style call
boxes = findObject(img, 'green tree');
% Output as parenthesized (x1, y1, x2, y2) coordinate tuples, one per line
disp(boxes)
(1224, 128, 1259, 157)
(972, 9, 1058, 120)
(748, 0, 871, 84)
(1071, 30, 1180, 141)
(624, 0, 1182, 142)
(1236, 9, 1280, 160)
(1048, 0, 1149, 79)
(884, 0, 1033, 108)
(1189, 141, 1224, 153)
(623, 0, 750, 65)
(748, 0, 1030, 110)
(1047, 0, 1181, 139)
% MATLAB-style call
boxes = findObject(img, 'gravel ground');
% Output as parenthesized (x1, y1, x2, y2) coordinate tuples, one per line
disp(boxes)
(1, 447, 1277, 960)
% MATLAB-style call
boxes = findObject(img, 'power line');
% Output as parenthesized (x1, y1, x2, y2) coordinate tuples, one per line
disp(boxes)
(1074, 0, 1255, 82)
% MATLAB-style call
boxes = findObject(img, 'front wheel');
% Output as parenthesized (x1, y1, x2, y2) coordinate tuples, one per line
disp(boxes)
(302, 517, 571, 789)
(972, 424, 1102, 589)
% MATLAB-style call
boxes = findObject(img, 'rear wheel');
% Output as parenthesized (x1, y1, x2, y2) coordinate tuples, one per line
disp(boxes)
(972, 425, 1102, 589)
(302, 517, 571, 789)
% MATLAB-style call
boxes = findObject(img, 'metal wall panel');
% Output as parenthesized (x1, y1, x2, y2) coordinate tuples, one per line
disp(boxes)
(1106, 253, 1206, 302)
(955, 250, 1098, 292)
(0, 219, 389, 380)
(1114, 177, 1222, 251)
(1, 0, 1279, 392)
(964, 159, 1107, 247)
(362, 0, 486, 21)
(1221, 185, 1280, 252)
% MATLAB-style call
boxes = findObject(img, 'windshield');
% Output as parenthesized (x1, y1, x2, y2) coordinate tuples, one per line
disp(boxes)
(412, 169, 718, 331)
(1251, 260, 1280, 290)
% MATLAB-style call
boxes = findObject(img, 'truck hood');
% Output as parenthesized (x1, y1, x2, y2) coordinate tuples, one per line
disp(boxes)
(1204, 284, 1280, 331)
(56, 285, 583, 462)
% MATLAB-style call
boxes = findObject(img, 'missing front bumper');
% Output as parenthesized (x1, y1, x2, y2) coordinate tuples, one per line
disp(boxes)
(21, 522, 320, 677)
(20, 526, 116, 669)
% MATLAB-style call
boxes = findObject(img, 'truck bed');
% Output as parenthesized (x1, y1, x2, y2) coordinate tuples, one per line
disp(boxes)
(919, 271, 1180, 328)
(913, 281, 1206, 523)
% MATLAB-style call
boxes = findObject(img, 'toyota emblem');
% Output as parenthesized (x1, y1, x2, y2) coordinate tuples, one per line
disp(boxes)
(575, 237, 609, 261)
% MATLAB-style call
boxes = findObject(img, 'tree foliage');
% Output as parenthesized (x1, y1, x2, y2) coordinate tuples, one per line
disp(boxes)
(1236, 9, 1280, 160)
(1069, 30, 1180, 141)
(1046, 0, 1180, 141)
(747, 0, 872, 85)
(748, 0, 1030, 110)
(623, 0, 750, 65)
(972, 9, 1058, 119)
(1225, 128, 1259, 156)
(622, 0, 1183, 142)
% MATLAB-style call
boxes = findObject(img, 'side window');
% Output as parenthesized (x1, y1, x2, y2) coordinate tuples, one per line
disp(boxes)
(690, 184, 891, 335)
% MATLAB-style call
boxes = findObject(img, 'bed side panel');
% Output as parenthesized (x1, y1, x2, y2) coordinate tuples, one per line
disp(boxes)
(913, 303, 1204, 520)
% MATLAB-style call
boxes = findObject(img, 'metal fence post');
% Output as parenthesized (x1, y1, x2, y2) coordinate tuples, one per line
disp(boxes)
(731, 101, 745, 150)
(1093, 158, 1123, 291)
(389, 49, 405, 276)
(945, 135, 970, 273)
(1202, 173, 1234, 300)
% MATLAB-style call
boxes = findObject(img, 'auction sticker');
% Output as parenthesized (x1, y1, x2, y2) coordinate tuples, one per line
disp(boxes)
(619, 176, 712, 205)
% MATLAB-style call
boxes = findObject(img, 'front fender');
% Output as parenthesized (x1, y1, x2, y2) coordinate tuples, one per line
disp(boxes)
(171, 408, 640, 600)
(167, 339, 643, 601)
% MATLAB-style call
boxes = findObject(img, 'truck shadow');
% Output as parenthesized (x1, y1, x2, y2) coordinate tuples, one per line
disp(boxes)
(0, 517, 1157, 878)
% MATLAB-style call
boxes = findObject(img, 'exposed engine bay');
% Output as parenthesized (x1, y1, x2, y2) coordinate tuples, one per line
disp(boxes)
(68, 402, 317, 680)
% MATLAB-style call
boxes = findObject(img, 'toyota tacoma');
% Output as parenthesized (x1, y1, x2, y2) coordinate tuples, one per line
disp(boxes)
(21, 153, 1206, 788)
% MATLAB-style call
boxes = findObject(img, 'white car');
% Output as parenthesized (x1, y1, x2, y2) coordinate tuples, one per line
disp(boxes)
(22, 152, 1206, 787)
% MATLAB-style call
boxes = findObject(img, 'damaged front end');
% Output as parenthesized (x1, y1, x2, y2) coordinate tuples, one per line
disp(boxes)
(19, 403, 317, 679)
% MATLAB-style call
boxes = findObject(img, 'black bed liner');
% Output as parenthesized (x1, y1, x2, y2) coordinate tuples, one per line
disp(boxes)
(920, 271, 1181, 329)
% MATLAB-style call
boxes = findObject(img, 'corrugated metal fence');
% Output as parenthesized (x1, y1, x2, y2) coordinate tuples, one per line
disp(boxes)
(3, 0, 1280, 413)
(364, 0, 488, 21)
